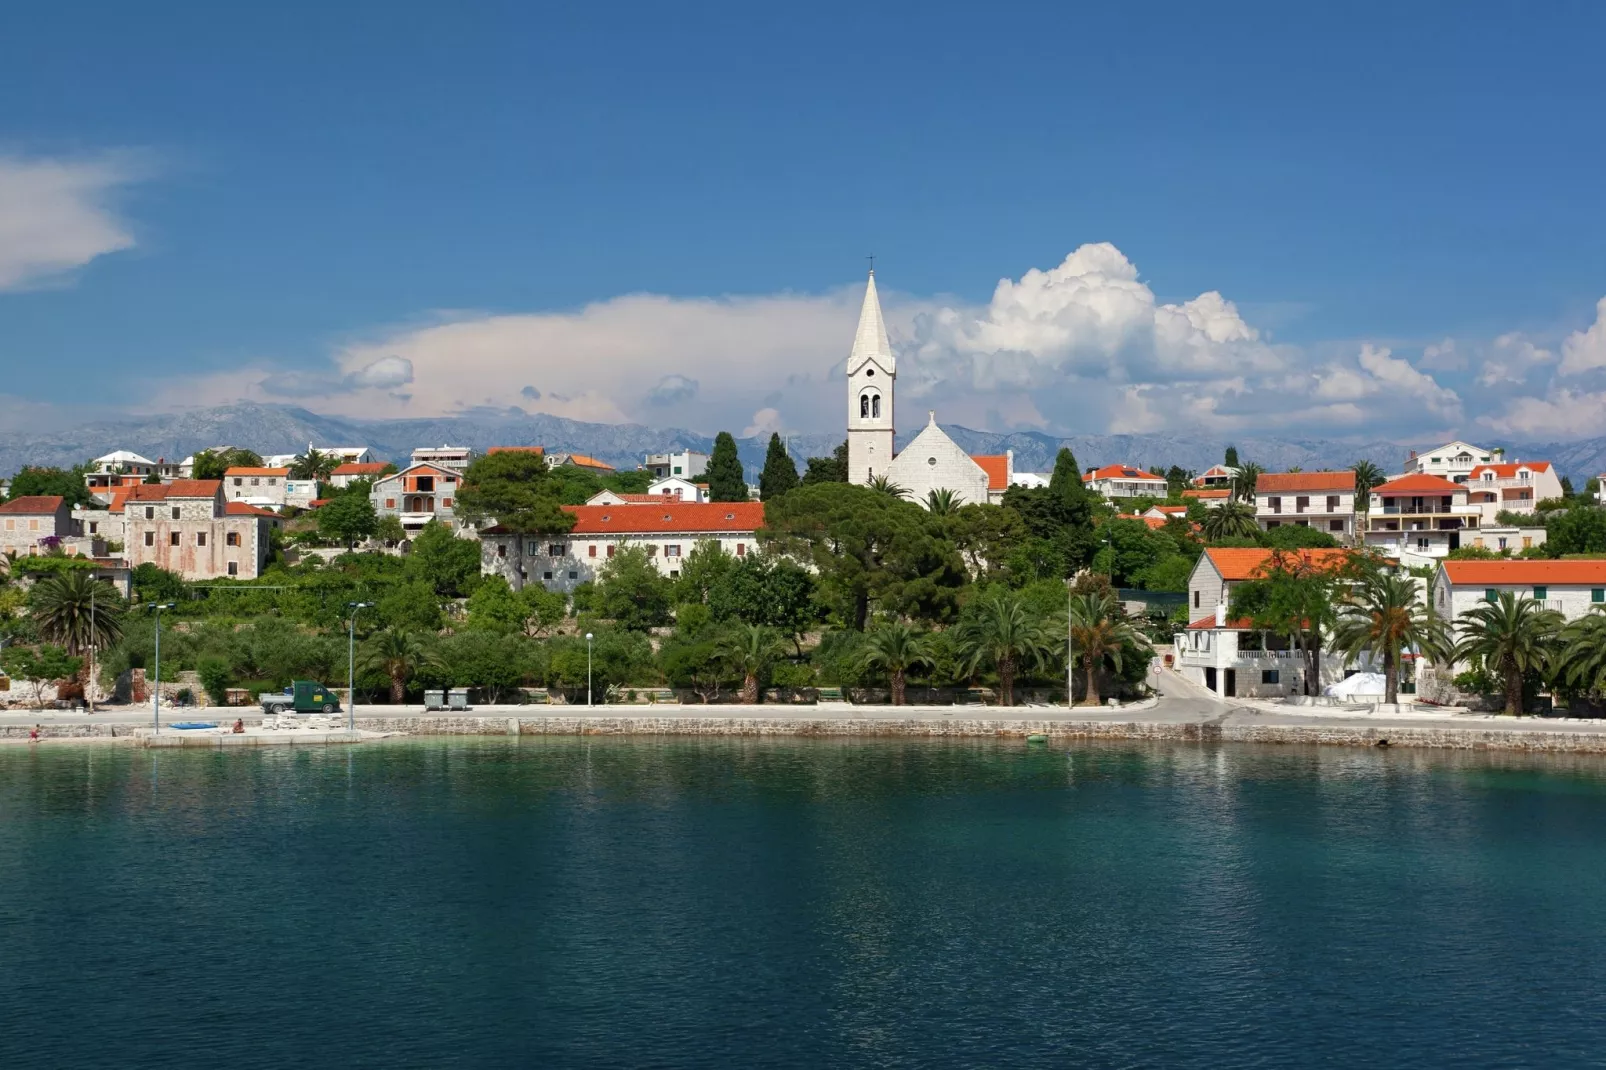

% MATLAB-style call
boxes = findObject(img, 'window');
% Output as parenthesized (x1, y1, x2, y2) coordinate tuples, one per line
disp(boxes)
(1329, 520, 1343, 532)
(549, 543, 567, 557)
(226, 532, 239, 547)
(1533, 586, 1548, 600)
(197, 532, 206, 547)
(233, 477, 242, 486)
(673, 466, 682, 475)
(267, 478, 276, 486)
(227, 562, 237, 577)
(169, 532, 180, 546)
(665, 544, 681, 558)
(1416, 537, 1430, 551)
(416, 476, 434, 492)
(145, 531, 155, 547)
(606, 545, 615, 558)
(442, 498, 453, 508)
(1486, 589, 1499, 602)
(251, 478, 260, 486)
(88, 522, 98, 534)
(1498, 538, 1507, 550)
(872, 395, 880, 417)
(385, 499, 395, 508)
(1262, 670, 1280, 684)
(588, 545, 597, 558)
(1327, 495, 1340, 512)
(1269, 496, 1282, 514)
(1594, 589, 1605, 603)
(497, 544, 506, 558)
(736, 543, 746, 556)
(1295, 495, 1309, 513)
(568, 570, 578, 579)
(1193, 591, 1200, 609)
(543, 571, 553, 580)
(171, 507, 181, 520)
(860, 394, 870, 418)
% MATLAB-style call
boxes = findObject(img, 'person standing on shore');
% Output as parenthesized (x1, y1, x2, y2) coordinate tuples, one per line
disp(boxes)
(29, 725, 41, 744)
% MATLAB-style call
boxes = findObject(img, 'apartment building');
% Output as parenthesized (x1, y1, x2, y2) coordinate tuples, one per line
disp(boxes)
(1082, 464, 1167, 498)
(1178, 547, 1375, 698)
(123, 480, 279, 580)
(370, 463, 463, 535)
(1254, 471, 1357, 537)
(480, 501, 765, 593)
(645, 450, 709, 481)
(1462, 461, 1563, 522)
(1363, 473, 1481, 559)
(1405, 440, 1498, 483)
(1192, 465, 1239, 489)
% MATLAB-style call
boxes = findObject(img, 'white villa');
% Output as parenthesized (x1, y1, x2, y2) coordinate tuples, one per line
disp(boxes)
(1254, 471, 1357, 537)
(1463, 460, 1563, 521)
(1363, 473, 1482, 562)
(1083, 464, 1168, 499)
(1405, 440, 1499, 484)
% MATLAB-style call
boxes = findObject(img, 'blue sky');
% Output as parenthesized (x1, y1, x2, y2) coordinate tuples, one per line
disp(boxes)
(4, 1, 1606, 442)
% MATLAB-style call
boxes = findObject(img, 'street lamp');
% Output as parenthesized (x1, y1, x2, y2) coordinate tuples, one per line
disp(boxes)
(145, 602, 176, 732)
(1066, 579, 1075, 710)
(585, 632, 594, 707)
(346, 601, 372, 733)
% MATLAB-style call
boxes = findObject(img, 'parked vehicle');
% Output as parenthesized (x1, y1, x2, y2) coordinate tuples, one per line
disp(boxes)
(260, 680, 342, 714)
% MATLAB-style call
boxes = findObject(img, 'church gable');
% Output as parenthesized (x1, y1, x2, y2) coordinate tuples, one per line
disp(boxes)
(885, 415, 990, 506)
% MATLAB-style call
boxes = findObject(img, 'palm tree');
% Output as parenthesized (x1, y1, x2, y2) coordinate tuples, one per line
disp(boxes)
(1067, 590, 1145, 706)
(357, 627, 440, 703)
(1350, 459, 1385, 506)
(859, 621, 936, 705)
(715, 623, 784, 703)
(1452, 593, 1564, 717)
(1555, 607, 1606, 706)
(1330, 570, 1450, 704)
(289, 447, 338, 482)
(29, 570, 124, 656)
(925, 488, 961, 517)
(1201, 498, 1260, 541)
(866, 473, 909, 499)
(1232, 462, 1263, 502)
(953, 590, 1057, 706)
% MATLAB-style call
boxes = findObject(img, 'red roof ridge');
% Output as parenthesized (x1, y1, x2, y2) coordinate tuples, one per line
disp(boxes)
(1256, 470, 1356, 492)
(561, 501, 764, 535)
(0, 495, 65, 513)
(1442, 559, 1606, 584)
(1372, 473, 1463, 494)
(970, 454, 1008, 491)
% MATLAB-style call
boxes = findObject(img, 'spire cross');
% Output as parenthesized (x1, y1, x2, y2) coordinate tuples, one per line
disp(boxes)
(867, 254, 875, 275)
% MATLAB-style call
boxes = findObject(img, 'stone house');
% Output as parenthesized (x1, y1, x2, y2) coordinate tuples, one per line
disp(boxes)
(370, 463, 463, 535)
(481, 501, 766, 593)
(0, 496, 79, 556)
(1255, 471, 1357, 538)
(329, 462, 391, 489)
(223, 466, 317, 510)
(123, 480, 279, 580)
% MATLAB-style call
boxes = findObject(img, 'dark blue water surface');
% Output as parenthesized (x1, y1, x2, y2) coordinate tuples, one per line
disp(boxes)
(3, 738, 1606, 1068)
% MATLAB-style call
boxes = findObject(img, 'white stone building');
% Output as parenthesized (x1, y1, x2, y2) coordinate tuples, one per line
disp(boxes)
(1083, 464, 1168, 499)
(1405, 440, 1499, 484)
(262, 446, 376, 469)
(645, 450, 708, 481)
(329, 462, 392, 489)
(481, 501, 765, 593)
(222, 466, 317, 510)
(1462, 461, 1563, 522)
(1177, 547, 1376, 698)
(0, 496, 81, 557)
(1434, 559, 1606, 637)
(409, 445, 473, 472)
(842, 270, 1011, 507)
(123, 480, 280, 580)
(1363, 473, 1482, 561)
(1254, 471, 1357, 537)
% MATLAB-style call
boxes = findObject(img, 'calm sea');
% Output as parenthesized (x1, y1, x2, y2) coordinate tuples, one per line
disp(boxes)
(2, 738, 1604, 1068)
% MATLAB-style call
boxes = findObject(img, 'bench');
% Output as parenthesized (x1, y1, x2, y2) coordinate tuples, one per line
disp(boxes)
(816, 686, 846, 703)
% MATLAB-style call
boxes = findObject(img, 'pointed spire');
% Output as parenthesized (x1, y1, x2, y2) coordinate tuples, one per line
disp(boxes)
(847, 269, 895, 374)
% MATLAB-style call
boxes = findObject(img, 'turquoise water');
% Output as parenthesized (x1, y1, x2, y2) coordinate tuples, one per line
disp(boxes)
(4, 738, 1606, 1068)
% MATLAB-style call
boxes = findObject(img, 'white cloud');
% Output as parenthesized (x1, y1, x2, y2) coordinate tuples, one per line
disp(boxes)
(1476, 332, 1554, 387)
(1559, 297, 1606, 377)
(1479, 387, 1606, 438)
(0, 153, 147, 290)
(1419, 337, 1464, 371)
(741, 407, 784, 438)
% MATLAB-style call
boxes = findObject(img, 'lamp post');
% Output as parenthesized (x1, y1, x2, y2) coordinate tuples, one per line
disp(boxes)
(1066, 580, 1074, 710)
(88, 582, 96, 714)
(146, 602, 176, 732)
(346, 601, 372, 732)
(585, 632, 594, 707)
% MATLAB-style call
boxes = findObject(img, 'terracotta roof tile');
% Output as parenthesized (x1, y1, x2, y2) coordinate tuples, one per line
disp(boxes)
(0, 495, 65, 514)
(970, 454, 1008, 491)
(1257, 471, 1355, 493)
(164, 480, 223, 498)
(1442, 560, 1606, 585)
(331, 462, 389, 476)
(223, 467, 289, 477)
(1082, 463, 1164, 482)
(563, 501, 764, 535)
(1468, 462, 1552, 479)
(225, 501, 280, 517)
(1182, 488, 1230, 499)
(1203, 547, 1363, 581)
(1116, 513, 1167, 530)
(1372, 473, 1462, 495)
(1187, 616, 1255, 630)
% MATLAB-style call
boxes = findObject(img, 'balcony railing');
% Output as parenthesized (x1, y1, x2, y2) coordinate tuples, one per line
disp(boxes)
(1373, 505, 1479, 515)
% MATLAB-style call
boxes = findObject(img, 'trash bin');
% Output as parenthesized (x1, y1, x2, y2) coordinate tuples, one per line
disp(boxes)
(424, 689, 446, 711)
(447, 688, 472, 711)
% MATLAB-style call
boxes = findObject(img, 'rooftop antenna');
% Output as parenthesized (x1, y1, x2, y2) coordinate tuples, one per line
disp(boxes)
(867, 254, 875, 275)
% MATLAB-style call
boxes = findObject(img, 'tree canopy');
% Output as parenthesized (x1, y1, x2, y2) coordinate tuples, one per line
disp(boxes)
(758, 433, 799, 501)
(706, 432, 748, 502)
(454, 451, 574, 534)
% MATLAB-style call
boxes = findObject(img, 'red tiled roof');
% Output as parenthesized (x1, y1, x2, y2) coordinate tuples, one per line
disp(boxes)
(1154, 504, 1188, 514)
(1203, 547, 1362, 581)
(331, 462, 389, 476)
(1082, 463, 1163, 482)
(223, 466, 289, 477)
(1372, 473, 1462, 495)
(225, 501, 280, 517)
(1182, 488, 1230, 499)
(1468, 462, 1552, 479)
(1257, 471, 1355, 493)
(1442, 560, 1606, 585)
(486, 446, 545, 456)
(1116, 514, 1166, 530)
(970, 454, 1008, 491)
(563, 502, 764, 535)
(0, 495, 64, 514)
(563, 453, 615, 471)
(165, 479, 222, 498)
(1187, 616, 1255, 630)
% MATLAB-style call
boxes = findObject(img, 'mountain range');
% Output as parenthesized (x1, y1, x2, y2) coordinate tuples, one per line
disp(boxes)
(1, 402, 1601, 484)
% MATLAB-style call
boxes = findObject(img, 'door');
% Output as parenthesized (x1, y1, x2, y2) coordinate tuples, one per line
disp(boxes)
(1223, 669, 1236, 697)
(1204, 667, 1217, 693)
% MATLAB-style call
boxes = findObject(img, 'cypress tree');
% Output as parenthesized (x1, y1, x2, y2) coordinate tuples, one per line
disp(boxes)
(706, 432, 748, 502)
(1224, 445, 1240, 468)
(758, 433, 799, 501)
(1048, 447, 1085, 504)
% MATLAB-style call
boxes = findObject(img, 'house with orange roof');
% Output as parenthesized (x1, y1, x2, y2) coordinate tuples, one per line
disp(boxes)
(1181, 487, 1231, 510)
(1362, 473, 1482, 562)
(1462, 460, 1563, 522)
(1434, 559, 1606, 634)
(1254, 471, 1357, 539)
(1179, 547, 1383, 698)
(480, 501, 766, 593)
(1082, 463, 1167, 499)
(370, 463, 464, 535)
(546, 452, 617, 475)
(0, 495, 89, 557)
(329, 461, 392, 490)
(122, 480, 280, 580)
(222, 466, 317, 510)
(588, 475, 709, 506)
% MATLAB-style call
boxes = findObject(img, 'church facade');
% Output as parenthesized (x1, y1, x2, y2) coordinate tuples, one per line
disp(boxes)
(844, 270, 1012, 507)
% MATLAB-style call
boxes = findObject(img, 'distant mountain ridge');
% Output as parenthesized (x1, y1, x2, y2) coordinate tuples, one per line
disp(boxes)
(0, 402, 1599, 483)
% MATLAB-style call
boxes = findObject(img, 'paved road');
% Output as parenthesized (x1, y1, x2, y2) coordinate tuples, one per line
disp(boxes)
(9, 668, 1606, 738)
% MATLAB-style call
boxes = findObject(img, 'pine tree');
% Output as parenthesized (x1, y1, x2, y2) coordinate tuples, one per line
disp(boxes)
(1048, 447, 1086, 506)
(706, 432, 748, 502)
(1224, 445, 1240, 468)
(758, 433, 799, 501)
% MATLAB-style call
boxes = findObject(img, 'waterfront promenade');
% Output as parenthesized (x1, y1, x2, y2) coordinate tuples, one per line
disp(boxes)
(8, 670, 1606, 752)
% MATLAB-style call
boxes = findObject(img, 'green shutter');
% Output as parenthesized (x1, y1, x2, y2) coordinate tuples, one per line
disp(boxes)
(1594, 589, 1604, 603)
(1533, 586, 1548, 600)
(1485, 589, 1498, 603)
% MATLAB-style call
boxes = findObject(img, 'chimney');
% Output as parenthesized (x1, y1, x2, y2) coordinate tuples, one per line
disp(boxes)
(1215, 600, 1227, 628)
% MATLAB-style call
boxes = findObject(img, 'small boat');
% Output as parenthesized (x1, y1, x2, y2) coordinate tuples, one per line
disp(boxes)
(169, 722, 219, 731)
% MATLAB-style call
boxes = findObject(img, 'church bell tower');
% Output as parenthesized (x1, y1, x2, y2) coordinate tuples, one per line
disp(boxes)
(846, 269, 895, 484)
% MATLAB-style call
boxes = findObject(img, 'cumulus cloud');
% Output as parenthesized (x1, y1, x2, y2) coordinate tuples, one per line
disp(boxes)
(1419, 337, 1464, 371)
(0, 152, 148, 290)
(742, 407, 784, 437)
(1559, 297, 1606, 377)
(1479, 387, 1606, 437)
(645, 374, 699, 406)
(1475, 333, 1555, 387)
(259, 354, 415, 398)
